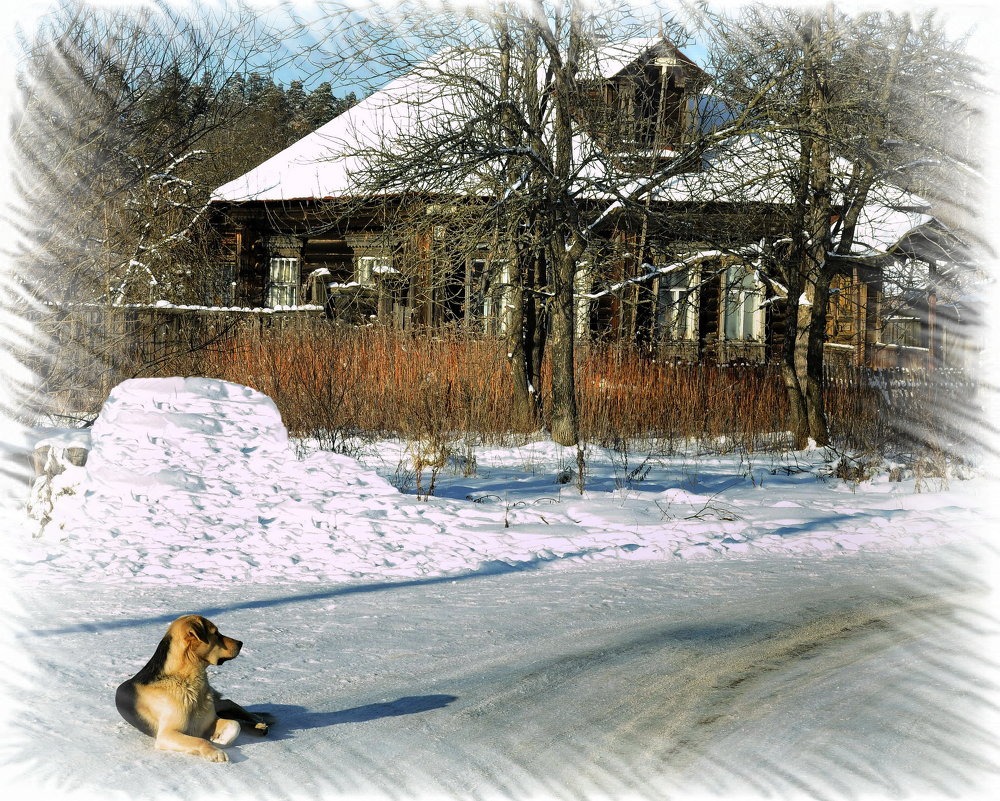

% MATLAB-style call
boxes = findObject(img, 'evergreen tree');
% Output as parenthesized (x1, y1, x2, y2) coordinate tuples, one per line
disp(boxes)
(301, 81, 338, 129)
(286, 78, 308, 132)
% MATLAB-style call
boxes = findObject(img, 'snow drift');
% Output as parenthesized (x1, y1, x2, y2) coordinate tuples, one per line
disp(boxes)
(12, 376, 988, 592)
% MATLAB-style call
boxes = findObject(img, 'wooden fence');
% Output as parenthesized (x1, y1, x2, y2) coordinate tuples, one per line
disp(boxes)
(36, 304, 328, 365)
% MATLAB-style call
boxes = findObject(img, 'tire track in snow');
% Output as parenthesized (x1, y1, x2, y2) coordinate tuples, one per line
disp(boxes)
(420, 593, 961, 797)
(619, 598, 939, 760)
(593, 593, 978, 799)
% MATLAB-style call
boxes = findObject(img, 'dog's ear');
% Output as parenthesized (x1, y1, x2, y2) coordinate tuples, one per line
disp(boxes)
(186, 617, 210, 644)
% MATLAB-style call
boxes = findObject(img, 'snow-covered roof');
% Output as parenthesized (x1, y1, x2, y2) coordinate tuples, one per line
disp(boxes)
(211, 39, 701, 204)
(582, 37, 695, 79)
(211, 66, 425, 202)
(210, 43, 931, 256)
(845, 203, 932, 259)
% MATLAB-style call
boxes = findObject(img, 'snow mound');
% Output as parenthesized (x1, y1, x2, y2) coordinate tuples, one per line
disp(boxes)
(88, 377, 291, 490)
(15, 378, 626, 585)
(10, 377, 990, 588)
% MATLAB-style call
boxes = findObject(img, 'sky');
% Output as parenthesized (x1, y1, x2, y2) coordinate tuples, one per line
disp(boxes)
(7, 0, 992, 91)
(1, 1, 996, 99)
(1, 0, 996, 151)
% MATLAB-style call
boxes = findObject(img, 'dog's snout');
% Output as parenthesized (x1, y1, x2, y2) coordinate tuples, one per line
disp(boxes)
(233, 639, 243, 653)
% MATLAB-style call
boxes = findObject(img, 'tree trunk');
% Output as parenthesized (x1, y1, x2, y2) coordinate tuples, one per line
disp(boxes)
(547, 242, 579, 446)
(805, 270, 831, 445)
(781, 263, 811, 449)
(526, 250, 547, 415)
(801, 127, 832, 444)
(789, 10, 833, 448)
(537, 1, 581, 447)
(507, 268, 537, 430)
(495, 16, 532, 428)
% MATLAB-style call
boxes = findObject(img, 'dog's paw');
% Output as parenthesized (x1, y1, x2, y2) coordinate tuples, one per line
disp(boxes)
(204, 747, 230, 763)
(253, 721, 269, 736)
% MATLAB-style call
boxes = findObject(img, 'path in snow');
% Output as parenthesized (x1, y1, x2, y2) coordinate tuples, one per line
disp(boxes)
(6, 551, 997, 801)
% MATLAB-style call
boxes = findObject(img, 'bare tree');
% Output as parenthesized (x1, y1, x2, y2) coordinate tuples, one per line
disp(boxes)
(321, 0, 720, 446)
(698, 3, 983, 447)
(12, 0, 289, 308)
(8, 0, 301, 421)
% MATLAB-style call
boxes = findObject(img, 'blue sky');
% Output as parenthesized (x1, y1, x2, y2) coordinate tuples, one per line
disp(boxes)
(265, 3, 714, 98)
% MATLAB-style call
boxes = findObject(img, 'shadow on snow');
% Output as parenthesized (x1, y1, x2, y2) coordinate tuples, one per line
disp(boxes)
(22, 556, 582, 637)
(246, 694, 459, 741)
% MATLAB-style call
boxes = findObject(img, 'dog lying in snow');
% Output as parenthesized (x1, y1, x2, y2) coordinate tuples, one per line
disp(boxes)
(115, 614, 274, 762)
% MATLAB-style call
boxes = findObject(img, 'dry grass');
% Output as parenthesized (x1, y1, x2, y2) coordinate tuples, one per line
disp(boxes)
(34, 311, 978, 469)
(171, 323, 518, 446)
(824, 365, 982, 470)
(575, 344, 788, 450)
(170, 326, 795, 450)
(166, 324, 974, 462)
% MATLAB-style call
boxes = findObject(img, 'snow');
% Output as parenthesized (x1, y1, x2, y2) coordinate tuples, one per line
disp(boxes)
(12, 376, 992, 587)
(212, 42, 682, 204)
(211, 51, 474, 203)
(3, 376, 999, 800)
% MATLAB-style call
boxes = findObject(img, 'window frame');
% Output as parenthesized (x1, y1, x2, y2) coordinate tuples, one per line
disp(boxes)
(722, 265, 764, 341)
(657, 267, 698, 341)
(267, 256, 300, 308)
(355, 254, 393, 286)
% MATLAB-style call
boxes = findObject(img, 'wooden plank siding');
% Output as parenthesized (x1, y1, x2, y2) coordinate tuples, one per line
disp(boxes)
(207, 177, 922, 369)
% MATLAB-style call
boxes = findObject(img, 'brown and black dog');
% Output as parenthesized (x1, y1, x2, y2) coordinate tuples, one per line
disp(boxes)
(115, 615, 274, 762)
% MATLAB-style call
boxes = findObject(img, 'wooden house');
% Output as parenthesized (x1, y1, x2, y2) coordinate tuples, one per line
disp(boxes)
(208, 38, 950, 367)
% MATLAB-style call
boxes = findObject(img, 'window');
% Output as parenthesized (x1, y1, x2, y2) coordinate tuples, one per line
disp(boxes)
(477, 259, 512, 332)
(305, 268, 332, 306)
(356, 255, 392, 286)
(267, 257, 299, 307)
(471, 259, 490, 318)
(658, 268, 697, 340)
(884, 316, 923, 348)
(723, 266, 763, 341)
